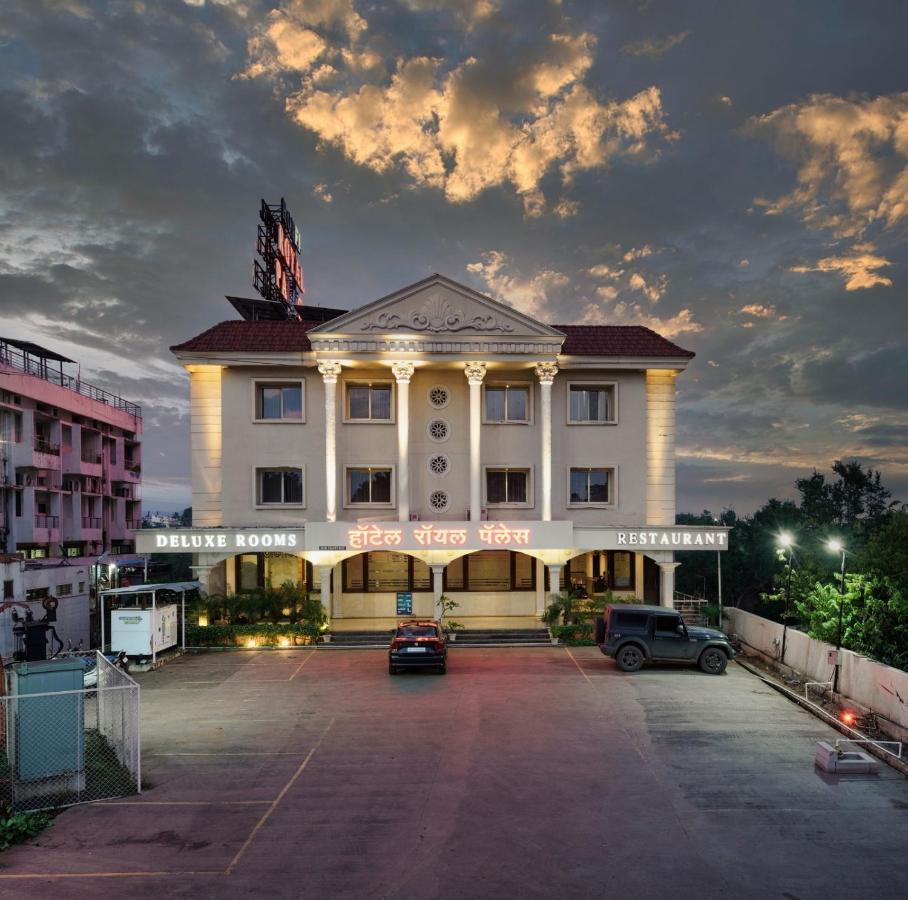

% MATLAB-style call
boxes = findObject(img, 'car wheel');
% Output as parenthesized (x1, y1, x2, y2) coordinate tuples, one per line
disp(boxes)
(616, 644, 644, 672)
(699, 648, 728, 675)
(389, 662, 397, 675)
(438, 664, 446, 675)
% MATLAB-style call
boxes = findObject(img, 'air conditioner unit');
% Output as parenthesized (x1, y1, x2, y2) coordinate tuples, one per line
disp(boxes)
(409, 512, 420, 521)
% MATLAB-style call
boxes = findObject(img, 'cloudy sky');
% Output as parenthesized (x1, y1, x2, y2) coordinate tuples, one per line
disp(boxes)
(2, 0, 907, 514)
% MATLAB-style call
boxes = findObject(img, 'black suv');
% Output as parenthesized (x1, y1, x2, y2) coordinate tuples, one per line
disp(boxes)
(595, 604, 735, 674)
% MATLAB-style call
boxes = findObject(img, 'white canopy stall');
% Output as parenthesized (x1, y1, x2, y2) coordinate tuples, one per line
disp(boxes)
(99, 581, 200, 668)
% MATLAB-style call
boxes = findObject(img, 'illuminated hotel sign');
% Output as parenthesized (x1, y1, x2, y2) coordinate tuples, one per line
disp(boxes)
(137, 523, 729, 555)
(614, 529, 728, 550)
(347, 522, 531, 550)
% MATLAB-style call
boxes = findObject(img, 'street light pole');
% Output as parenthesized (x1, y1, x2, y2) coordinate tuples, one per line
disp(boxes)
(827, 539, 847, 694)
(781, 545, 793, 663)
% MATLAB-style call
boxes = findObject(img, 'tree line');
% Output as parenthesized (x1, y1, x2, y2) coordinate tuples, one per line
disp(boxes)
(676, 461, 908, 670)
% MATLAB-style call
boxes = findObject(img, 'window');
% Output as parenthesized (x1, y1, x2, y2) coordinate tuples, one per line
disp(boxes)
(236, 554, 261, 592)
(109, 439, 117, 465)
(443, 551, 536, 592)
(654, 614, 681, 636)
(346, 467, 393, 506)
(613, 611, 647, 631)
(341, 553, 431, 593)
(613, 551, 633, 589)
(485, 468, 530, 506)
(78, 582, 85, 592)
(568, 383, 616, 424)
(57, 584, 73, 596)
(255, 381, 304, 421)
(484, 384, 530, 423)
(569, 467, 613, 505)
(345, 382, 392, 422)
(26, 587, 49, 601)
(256, 468, 304, 506)
(3, 580, 12, 600)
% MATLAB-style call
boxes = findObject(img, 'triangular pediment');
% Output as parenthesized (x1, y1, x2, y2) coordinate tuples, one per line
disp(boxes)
(309, 274, 565, 340)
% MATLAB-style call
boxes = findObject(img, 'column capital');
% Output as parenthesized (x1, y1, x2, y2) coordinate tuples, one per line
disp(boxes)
(534, 361, 559, 385)
(464, 362, 487, 385)
(390, 361, 415, 383)
(317, 360, 342, 382)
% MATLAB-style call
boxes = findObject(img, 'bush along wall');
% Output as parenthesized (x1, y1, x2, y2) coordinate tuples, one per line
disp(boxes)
(550, 624, 596, 646)
(185, 622, 323, 648)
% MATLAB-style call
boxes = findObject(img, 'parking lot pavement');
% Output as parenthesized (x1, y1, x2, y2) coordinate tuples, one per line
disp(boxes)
(2, 647, 908, 899)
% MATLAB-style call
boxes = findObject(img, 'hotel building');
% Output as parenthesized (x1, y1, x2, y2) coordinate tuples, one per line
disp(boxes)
(0, 338, 143, 652)
(139, 275, 727, 626)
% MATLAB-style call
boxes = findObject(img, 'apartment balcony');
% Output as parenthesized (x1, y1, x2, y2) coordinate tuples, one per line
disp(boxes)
(33, 438, 62, 470)
(32, 514, 60, 544)
(81, 516, 102, 530)
(126, 519, 143, 530)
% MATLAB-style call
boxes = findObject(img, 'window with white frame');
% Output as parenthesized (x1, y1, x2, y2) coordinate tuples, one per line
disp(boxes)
(256, 467, 304, 505)
(345, 382, 393, 422)
(485, 467, 531, 505)
(346, 466, 393, 505)
(568, 467, 613, 505)
(255, 381, 304, 421)
(484, 384, 530, 423)
(568, 383, 616, 424)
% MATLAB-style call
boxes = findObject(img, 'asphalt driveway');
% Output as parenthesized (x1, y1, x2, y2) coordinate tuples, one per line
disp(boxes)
(1, 647, 907, 899)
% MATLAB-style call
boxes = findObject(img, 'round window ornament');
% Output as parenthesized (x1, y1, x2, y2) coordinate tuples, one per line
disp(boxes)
(429, 490, 449, 512)
(427, 418, 449, 442)
(428, 454, 449, 476)
(428, 384, 450, 409)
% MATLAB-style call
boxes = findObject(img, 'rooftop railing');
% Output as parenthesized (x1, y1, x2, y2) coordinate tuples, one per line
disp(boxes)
(0, 341, 142, 420)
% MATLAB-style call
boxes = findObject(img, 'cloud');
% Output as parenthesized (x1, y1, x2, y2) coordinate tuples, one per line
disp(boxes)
(313, 182, 333, 202)
(628, 271, 666, 303)
(749, 91, 908, 238)
(577, 300, 701, 339)
(466, 250, 569, 318)
(244, 3, 672, 212)
(740, 303, 778, 318)
(588, 244, 667, 303)
(790, 242, 892, 290)
(622, 31, 691, 58)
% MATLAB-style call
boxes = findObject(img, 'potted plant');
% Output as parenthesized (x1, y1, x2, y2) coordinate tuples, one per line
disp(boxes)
(439, 594, 462, 639)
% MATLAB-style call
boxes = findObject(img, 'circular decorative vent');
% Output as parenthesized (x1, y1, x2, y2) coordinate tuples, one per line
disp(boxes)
(429, 490, 449, 512)
(428, 454, 449, 476)
(427, 418, 449, 442)
(428, 384, 450, 409)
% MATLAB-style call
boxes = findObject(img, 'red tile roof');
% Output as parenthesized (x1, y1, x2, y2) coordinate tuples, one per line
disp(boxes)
(172, 320, 695, 359)
(552, 325, 695, 359)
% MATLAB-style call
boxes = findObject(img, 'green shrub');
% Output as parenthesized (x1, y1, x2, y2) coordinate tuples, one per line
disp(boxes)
(0, 808, 50, 850)
(186, 621, 324, 647)
(550, 623, 596, 646)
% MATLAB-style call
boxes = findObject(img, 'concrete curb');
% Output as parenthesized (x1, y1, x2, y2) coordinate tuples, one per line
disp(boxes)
(735, 657, 908, 778)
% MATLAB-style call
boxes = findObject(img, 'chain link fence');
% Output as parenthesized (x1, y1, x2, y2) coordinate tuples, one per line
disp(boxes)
(1, 652, 141, 813)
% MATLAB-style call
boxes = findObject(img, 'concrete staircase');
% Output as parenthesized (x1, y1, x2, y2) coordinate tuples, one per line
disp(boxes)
(322, 628, 554, 648)
(451, 628, 552, 647)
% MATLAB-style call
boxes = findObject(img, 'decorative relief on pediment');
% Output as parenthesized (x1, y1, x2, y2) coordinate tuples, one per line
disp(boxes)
(361, 294, 515, 334)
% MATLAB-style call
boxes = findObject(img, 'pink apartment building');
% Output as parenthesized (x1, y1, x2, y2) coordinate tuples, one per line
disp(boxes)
(0, 338, 143, 655)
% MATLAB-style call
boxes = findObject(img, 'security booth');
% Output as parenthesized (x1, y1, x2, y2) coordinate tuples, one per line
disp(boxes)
(100, 581, 199, 668)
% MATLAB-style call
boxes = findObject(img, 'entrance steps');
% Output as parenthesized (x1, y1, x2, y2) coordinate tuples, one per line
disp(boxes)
(452, 628, 552, 647)
(321, 628, 554, 648)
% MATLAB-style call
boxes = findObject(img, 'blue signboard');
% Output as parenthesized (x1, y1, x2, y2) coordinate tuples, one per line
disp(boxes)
(396, 592, 413, 615)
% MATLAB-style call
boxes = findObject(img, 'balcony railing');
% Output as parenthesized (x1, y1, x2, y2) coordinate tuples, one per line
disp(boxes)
(81, 516, 102, 529)
(34, 515, 59, 529)
(80, 453, 103, 465)
(34, 438, 60, 456)
(0, 340, 142, 420)
(126, 520, 142, 530)
(124, 460, 141, 472)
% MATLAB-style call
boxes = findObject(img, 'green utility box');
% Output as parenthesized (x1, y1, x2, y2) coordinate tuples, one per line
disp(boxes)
(8, 659, 85, 802)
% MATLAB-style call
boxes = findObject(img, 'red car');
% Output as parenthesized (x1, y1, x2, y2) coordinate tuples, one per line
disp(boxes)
(389, 620, 447, 675)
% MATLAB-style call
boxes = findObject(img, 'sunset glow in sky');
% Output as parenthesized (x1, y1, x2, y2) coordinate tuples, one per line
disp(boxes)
(1, 1, 906, 512)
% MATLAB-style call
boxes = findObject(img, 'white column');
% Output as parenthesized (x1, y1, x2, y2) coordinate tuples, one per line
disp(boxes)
(658, 562, 681, 609)
(318, 361, 342, 523)
(391, 362, 415, 522)
(464, 363, 487, 522)
(646, 369, 677, 526)
(431, 565, 445, 621)
(547, 563, 563, 599)
(534, 362, 558, 522)
(319, 565, 333, 620)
